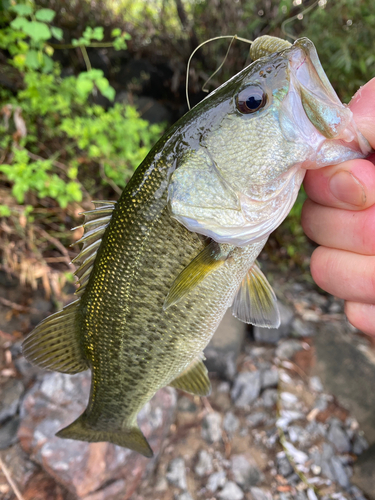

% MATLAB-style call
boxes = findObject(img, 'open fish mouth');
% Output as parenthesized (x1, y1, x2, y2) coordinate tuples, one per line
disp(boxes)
(280, 38, 371, 166)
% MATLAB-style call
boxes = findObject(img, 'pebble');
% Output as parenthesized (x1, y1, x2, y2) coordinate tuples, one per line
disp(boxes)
(250, 486, 273, 500)
(223, 411, 239, 436)
(195, 449, 213, 477)
(0, 417, 20, 449)
(352, 433, 369, 455)
(276, 340, 303, 360)
(309, 376, 324, 392)
(0, 378, 24, 423)
(166, 457, 188, 490)
(207, 470, 226, 492)
(330, 455, 350, 489)
(246, 412, 267, 428)
(231, 371, 261, 408)
(231, 454, 261, 489)
(349, 485, 368, 500)
(177, 396, 197, 413)
(261, 368, 279, 389)
(175, 492, 193, 500)
(202, 412, 222, 443)
(328, 419, 351, 454)
(262, 388, 278, 408)
(292, 318, 316, 337)
(218, 481, 244, 500)
(283, 441, 308, 464)
(276, 452, 294, 477)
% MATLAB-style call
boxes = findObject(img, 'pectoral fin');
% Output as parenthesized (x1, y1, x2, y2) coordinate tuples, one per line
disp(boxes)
(163, 240, 230, 310)
(170, 356, 211, 396)
(232, 262, 280, 328)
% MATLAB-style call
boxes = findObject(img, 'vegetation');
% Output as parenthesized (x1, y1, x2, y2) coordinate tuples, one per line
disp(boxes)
(0, 0, 374, 292)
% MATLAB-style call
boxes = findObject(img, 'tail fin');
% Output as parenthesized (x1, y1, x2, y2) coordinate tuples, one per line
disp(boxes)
(56, 414, 153, 458)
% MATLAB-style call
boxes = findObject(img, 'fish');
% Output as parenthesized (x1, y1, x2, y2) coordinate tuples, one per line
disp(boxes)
(22, 35, 370, 458)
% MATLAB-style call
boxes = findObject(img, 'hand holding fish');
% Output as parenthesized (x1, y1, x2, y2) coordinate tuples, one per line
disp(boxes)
(302, 78, 375, 337)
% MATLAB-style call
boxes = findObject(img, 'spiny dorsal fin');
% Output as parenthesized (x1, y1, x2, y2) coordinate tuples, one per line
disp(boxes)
(232, 262, 280, 328)
(163, 240, 231, 310)
(72, 201, 116, 296)
(22, 300, 88, 373)
(170, 355, 211, 396)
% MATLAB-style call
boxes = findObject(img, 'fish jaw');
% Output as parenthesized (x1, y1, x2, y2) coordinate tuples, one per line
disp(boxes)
(280, 38, 371, 169)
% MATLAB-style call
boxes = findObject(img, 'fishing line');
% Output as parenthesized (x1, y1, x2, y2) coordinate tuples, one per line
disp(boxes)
(281, 0, 319, 41)
(186, 35, 253, 110)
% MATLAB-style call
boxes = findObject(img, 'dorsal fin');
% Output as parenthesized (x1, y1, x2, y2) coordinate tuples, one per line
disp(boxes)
(72, 201, 116, 296)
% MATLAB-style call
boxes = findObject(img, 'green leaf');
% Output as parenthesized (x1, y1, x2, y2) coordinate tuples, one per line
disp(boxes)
(92, 27, 104, 41)
(10, 16, 29, 30)
(111, 28, 121, 37)
(35, 8, 56, 22)
(100, 85, 115, 101)
(76, 78, 93, 97)
(42, 54, 54, 73)
(11, 4, 33, 16)
(23, 21, 51, 42)
(51, 26, 63, 41)
(0, 205, 11, 217)
(25, 49, 40, 69)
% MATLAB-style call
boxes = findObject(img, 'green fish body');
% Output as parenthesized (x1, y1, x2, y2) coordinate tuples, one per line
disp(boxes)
(23, 36, 370, 457)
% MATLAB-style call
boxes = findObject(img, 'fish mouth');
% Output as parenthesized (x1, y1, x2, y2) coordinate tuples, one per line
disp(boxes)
(279, 38, 371, 167)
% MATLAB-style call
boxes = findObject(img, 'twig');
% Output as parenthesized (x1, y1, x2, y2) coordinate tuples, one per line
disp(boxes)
(35, 227, 72, 269)
(80, 45, 92, 72)
(0, 296, 38, 314)
(0, 456, 25, 500)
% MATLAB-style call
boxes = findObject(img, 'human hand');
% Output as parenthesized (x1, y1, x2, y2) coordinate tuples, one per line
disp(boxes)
(301, 78, 375, 337)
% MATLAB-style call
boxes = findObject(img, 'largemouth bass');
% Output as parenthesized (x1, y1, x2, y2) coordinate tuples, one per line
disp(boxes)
(23, 36, 370, 457)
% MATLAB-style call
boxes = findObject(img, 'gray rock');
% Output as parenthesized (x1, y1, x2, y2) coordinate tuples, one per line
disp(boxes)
(202, 412, 222, 443)
(292, 318, 316, 337)
(195, 449, 213, 477)
(352, 433, 369, 455)
(231, 371, 261, 408)
(328, 419, 351, 454)
(177, 396, 197, 413)
(262, 389, 278, 408)
(309, 376, 324, 392)
(0, 417, 20, 449)
(207, 470, 226, 492)
(294, 492, 308, 500)
(253, 302, 294, 344)
(223, 411, 239, 436)
(349, 485, 368, 500)
(307, 489, 319, 500)
(276, 453, 293, 477)
(0, 378, 24, 423)
(250, 486, 273, 500)
(246, 412, 267, 428)
(218, 481, 244, 500)
(205, 310, 246, 381)
(331, 455, 350, 489)
(175, 492, 193, 500)
(314, 394, 330, 411)
(261, 368, 279, 389)
(276, 340, 303, 360)
(287, 425, 312, 447)
(167, 457, 188, 490)
(231, 454, 261, 489)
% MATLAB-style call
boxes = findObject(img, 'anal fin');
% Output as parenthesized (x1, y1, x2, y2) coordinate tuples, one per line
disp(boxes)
(22, 299, 88, 374)
(56, 414, 153, 457)
(170, 356, 211, 396)
(232, 262, 280, 328)
(163, 240, 231, 310)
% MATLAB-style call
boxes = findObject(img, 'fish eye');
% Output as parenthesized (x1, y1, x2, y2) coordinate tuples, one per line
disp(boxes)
(236, 86, 267, 114)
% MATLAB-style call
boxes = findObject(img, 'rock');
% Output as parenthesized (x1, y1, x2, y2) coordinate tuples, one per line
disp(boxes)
(207, 470, 226, 492)
(262, 389, 278, 408)
(231, 454, 261, 489)
(246, 412, 267, 428)
(231, 371, 261, 408)
(204, 310, 246, 381)
(202, 412, 222, 444)
(307, 489, 319, 500)
(18, 371, 176, 498)
(283, 441, 308, 464)
(276, 452, 293, 477)
(223, 412, 239, 436)
(330, 455, 350, 489)
(218, 481, 244, 500)
(166, 457, 188, 490)
(253, 302, 294, 344)
(260, 368, 279, 389)
(177, 396, 197, 413)
(276, 340, 303, 360)
(250, 486, 273, 500)
(280, 392, 299, 410)
(327, 419, 351, 454)
(175, 492, 193, 500)
(0, 443, 37, 493)
(194, 449, 213, 477)
(352, 433, 369, 455)
(352, 443, 375, 500)
(0, 416, 20, 449)
(309, 376, 324, 392)
(22, 470, 68, 500)
(292, 318, 316, 337)
(0, 378, 24, 423)
(82, 480, 127, 500)
(349, 485, 368, 500)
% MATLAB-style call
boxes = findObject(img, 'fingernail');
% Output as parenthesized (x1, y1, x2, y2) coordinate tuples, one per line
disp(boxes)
(329, 170, 366, 206)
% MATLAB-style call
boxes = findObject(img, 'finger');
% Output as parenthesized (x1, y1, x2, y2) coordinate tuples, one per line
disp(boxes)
(303, 158, 375, 210)
(301, 200, 375, 256)
(310, 246, 375, 303)
(350, 77, 375, 149)
(345, 301, 375, 337)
